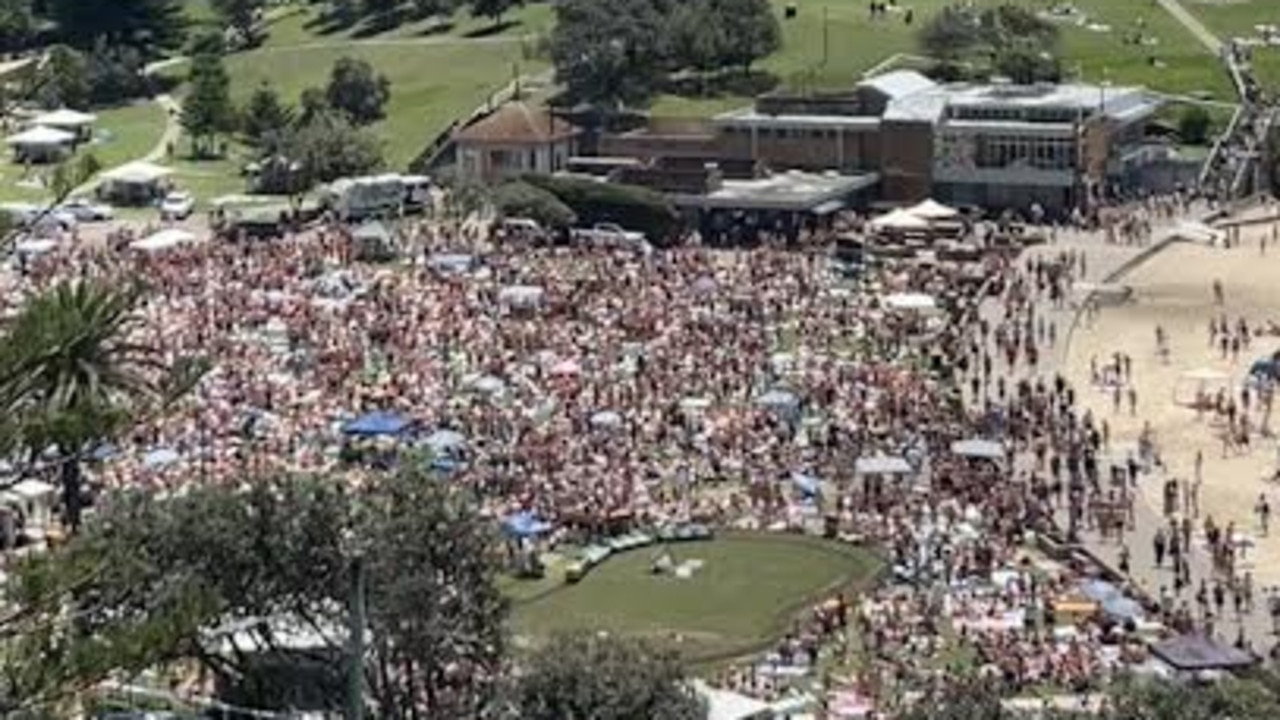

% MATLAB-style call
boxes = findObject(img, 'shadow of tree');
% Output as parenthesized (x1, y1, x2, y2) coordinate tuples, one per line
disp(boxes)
(463, 19, 520, 38)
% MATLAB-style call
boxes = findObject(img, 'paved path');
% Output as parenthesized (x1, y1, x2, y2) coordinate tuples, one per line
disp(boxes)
(141, 95, 181, 164)
(1155, 0, 1223, 56)
(970, 218, 1278, 653)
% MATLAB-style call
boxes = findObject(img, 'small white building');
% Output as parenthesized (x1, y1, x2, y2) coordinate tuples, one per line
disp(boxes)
(454, 102, 579, 183)
(6, 125, 76, 163)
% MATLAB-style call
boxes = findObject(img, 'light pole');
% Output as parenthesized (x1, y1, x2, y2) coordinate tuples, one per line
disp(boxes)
(346, 544, 367, 720)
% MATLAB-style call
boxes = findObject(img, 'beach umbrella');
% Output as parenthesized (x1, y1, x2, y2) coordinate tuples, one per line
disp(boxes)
(691, 275, 717, 294)
(143, 447, 180, 469)
(341, 411, 414, 437)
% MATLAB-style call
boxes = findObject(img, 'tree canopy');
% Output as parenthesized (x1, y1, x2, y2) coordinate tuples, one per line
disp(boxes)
(515, 632, 707, 720)
(46, 0, 188, 54)
(2, 462, 508, 717)
(324, 56, 392, 126)
(181, 42, 236, 157)
(919, 3, 1060, 82)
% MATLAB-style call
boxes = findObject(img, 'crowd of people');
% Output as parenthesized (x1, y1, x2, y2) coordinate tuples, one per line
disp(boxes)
(8, 183, 1277, 715)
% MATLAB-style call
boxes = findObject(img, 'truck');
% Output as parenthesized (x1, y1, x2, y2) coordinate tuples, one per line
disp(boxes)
(322, 173, 433, 222)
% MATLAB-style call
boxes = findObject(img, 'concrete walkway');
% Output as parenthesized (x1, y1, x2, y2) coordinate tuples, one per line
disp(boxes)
(1155, 0, 1223, 56)
(971, 218, 1278, 653)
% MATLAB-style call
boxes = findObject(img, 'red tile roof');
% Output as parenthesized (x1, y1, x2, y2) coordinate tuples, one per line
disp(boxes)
(454, 102, 578, 145)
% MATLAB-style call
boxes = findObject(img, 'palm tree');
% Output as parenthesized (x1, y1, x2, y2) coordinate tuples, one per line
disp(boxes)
(0, 280, 206, 532)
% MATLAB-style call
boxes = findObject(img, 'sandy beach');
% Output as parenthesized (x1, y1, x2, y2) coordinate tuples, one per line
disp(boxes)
(1063, 225, 1280, 584)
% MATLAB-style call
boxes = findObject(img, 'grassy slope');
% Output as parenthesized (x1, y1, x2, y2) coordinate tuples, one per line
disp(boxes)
(510, 533, 880, 662)
(224, 41, 546, 167)
(1179, 0, 1280, 91)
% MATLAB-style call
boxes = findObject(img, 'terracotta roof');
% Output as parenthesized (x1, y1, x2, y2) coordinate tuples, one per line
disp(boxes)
(454, 102, 578, 144)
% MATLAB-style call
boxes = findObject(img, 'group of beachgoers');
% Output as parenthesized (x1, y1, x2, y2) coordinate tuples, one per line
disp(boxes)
(5, 185, 1273, 716)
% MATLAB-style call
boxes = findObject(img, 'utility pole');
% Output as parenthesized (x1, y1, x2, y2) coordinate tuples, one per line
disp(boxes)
(822, 6, 830, 67)
(346, 552, 367, 720)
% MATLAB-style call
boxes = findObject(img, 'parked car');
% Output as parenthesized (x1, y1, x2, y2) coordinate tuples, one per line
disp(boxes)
(0, 202, 76, 235)
(159, 191, 195, 220)
(57, 197, 115, 221)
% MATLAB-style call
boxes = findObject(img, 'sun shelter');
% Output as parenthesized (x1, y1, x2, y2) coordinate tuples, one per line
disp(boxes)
(694, 681, 773, 720)
(869, 207, 930, 232)
(6, 125, 75, 163)
(952, 437, 1005, 460)
(32, 108, 96, 141)
(98, 161, 173, 204)
(906, 198, 960, 221)
(589, 410, 623, 429)
(503, 511, 552, 539)
(341, 411, 415, 438)
(855, 455, 913, 476)
(130, 228, 200, 253)
(1151, 634, 1258, 672)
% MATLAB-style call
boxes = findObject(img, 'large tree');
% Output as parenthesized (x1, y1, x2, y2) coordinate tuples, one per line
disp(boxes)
(181, 43, 236, 157)
(469, 0, 521, 26)
(46, 0, 187, 54)
(0, 280, 205, 533)
(267, 108, 383, 186)
(549, 0, 671, 110)
(241, 82, 295, 144)
(707, 0, 779, 74)
(32, 44, 90, 110)
(0, 0, 34, 53)
(324, 56, 391, 126)
(1, 464, 508, 717)
(515, 632, 707, 720)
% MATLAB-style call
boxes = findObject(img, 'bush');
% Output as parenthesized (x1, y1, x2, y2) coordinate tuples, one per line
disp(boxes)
(1178, 106, 1213, 146)
(522, 174, 681, 243)
(492, 181, 577, 229)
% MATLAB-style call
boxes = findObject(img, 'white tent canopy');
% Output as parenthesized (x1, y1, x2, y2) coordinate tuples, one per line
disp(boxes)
(130, 228, 200, 252)
(870, 207, 930, 231)
(100, 160, 173, 184)
(33, 108, 97, 128)
(906, 198, 960, 220)
(882, 291, 938, 312)
(6, 125, 75, 147)
(694, 682, 773, 720)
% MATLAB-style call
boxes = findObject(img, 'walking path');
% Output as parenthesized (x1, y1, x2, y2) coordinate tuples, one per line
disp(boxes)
(1155, 0, 1223, 56)
(972, 214, 1278, 654)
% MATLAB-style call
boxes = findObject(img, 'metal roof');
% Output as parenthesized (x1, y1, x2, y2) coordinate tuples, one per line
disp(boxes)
(856, 69, 937, 99)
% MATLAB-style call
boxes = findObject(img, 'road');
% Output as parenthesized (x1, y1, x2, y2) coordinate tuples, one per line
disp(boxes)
(1155, 0, 1223, 56)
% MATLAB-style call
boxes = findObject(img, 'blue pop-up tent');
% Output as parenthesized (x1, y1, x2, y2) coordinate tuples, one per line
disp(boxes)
(503, 511, 552, 538)
(341, 411, 414, 437)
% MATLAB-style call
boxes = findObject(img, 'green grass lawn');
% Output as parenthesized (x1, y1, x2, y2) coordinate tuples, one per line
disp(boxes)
(224, 41, 546, 167)
(509, 533, 881, 664)
(650, 0, 1232, 116)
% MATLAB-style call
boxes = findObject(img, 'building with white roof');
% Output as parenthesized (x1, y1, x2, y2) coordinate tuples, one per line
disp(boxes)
(594, 69, 1171, 213)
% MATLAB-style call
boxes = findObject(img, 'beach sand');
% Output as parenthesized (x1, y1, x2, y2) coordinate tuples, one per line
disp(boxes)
(1062, 226, 1280, 584)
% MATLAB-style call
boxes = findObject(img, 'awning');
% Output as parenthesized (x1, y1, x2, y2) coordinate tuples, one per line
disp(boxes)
(6, 125, 75, 146)
(855, 455, 912, 475)
(952, 438, 1005, 460)
(100, 161, 173, 184)
(906, 198, 959, 220)
(870, 207, 930, 231)
(32, 108, 97, 128)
